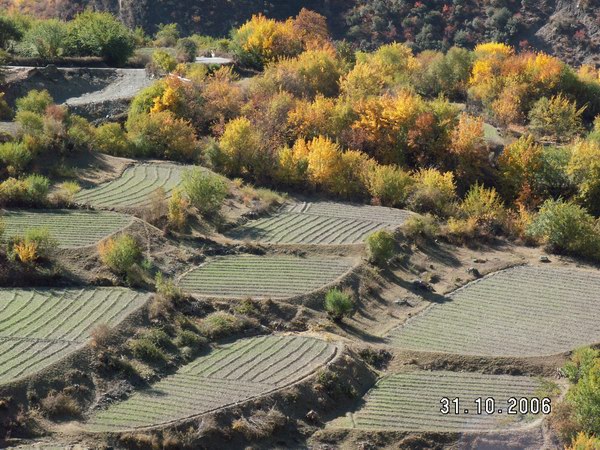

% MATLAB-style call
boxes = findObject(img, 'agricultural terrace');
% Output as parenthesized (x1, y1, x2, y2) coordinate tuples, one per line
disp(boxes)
(0, 288, 149, 385)
(177, 254, 356, 299)
(227, 201, 412, 245)
(86, 335, 337, 432)
(330, 371, 548, 432)
(387, 266, 600, 357)
(1, 210, 134, 248)
(76, 163, 194, 209)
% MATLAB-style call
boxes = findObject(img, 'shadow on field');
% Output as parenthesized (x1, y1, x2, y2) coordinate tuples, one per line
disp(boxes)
(386, 271, 452, 305)
(338, 321, 386, 344)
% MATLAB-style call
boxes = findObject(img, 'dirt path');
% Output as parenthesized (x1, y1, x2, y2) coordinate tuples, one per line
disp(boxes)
(64, 69, 152, 106)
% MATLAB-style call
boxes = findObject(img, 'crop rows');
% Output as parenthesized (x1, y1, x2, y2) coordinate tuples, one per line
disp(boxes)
(86, 335, 337, 432)
(1, 210, 134, 248)
(76, 163, 188, 208)
(0, 288, 149, 385)
(177, 254, 355, 299)
(228, 201, 412, 245)
(387, 265, 600, 357)
(337, 371, 544, 432)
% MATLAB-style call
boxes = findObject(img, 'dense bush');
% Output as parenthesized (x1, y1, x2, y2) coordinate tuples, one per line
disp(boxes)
(528, 95, 585, 143)
(526, 199, 600, 260)
(93, 123, 131, 157)
(175, 37, 197, 62)
(366, 230, 396, 266)
(127, 111, 198, 160)
(0, 142, 32, 175)
(0, 174, 49, 207)
(16, 89, 53, 114)
(182, 168, 228, 217)
(20, 19, 67, 58)
(324, 288, 354, 321)
(66, 11, 135, 66)
(98, 234, 143, 275)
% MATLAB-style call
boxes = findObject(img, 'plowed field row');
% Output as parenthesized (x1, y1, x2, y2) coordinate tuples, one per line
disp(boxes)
(1, 210, 134, 248)
(86, 335, 337, 432)
(178, 255, 355, 299)
(387, 265, 600, 357)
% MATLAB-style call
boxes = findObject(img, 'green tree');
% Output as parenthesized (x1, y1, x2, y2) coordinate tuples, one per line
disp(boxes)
(21, 19, 67, 59)
(0, 14, 24, 49)
(67, 11, 135, 66)
(182, 168, 228, 217)
(175, 38, 197, 63)
(528, 95, 585, 143)
(324, 288, 355, 322)
(154, 23, 179, 47)
(366, 230, 396, 266)
(526, 199, 600, 260)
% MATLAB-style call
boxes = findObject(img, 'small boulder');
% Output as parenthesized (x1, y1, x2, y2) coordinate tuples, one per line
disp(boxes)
(467, 267, 481, 278)
(412, 279, 434, 291)
(539, 255, 551, 263)
(306, 410, 320, 423)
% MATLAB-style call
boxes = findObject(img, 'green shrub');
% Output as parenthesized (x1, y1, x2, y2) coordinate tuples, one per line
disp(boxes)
(175, 38, 197, 63)
(0, 142, 32, 175)
(21, 227, 57, 257)
(129, 338, 168, 364)
(528, 95, 585, 143)
(366, 164, 414, 207)
(366, 230, 396, 266)
(155, 272, 182, 301)
(127, 81, 166, 122)
(198, 312, 247, 339)
(402, 214, 439, 239)
(460, 184, 506, 228)
(408, 168, 457, 216)
(67, 11, 135, 66)
(152, 50, 176, 73)
(127, 111, 198, 161)
(182, 168, 228, 217)
(20, 19, 67, 58)
(174, 330, 206, 348)
(154, 23, 179, 47)
(94, 123, 131, 156)
(16, 90, 53, 114)
(563, 348, 600, 436)
(324, 288, 355, 321)
(0, 14, 23, 49)
(526, 199, 600, 260)
(0, 175, 50, 207)
(98, 234, 143, 275)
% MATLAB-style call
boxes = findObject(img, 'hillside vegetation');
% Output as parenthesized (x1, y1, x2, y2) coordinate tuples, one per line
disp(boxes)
(1, 0, 600, 64)
(3, 6, 600, 450)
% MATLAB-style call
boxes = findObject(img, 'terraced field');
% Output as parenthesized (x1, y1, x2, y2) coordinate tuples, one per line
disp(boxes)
(76, 163, 189, 208)
(0, 288, 149, 385)
(387, 265, 600, 357)
(86, 335, 337, 432)
(227, 201, 412, 245)
(178, 254, 355, 299)
(1, 210, 134, 248)
(330, 371, 547, 432)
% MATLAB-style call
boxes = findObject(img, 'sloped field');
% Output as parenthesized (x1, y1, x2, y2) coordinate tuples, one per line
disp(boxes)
(227, 201, 412, 245)
(178, 254, 355, 299)
(1, 210, 134, 248)
(76, 163, 188, 208)
(0, 288, 149, 385)
(387, 265, 600, 357)
(86, 335, 337, 432)
(330, 371, 546, 432)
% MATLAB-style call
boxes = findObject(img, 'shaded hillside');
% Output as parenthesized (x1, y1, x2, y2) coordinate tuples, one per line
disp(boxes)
(1, 0, 600, 64)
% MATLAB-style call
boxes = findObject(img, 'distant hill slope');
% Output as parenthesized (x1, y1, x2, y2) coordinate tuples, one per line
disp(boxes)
(1, 0, 599, 65)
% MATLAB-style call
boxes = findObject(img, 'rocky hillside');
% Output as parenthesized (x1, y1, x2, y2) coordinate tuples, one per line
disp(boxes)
(1, 0, 599, 64)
